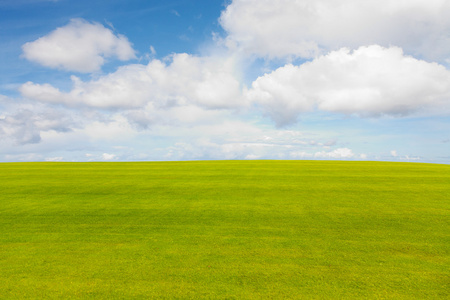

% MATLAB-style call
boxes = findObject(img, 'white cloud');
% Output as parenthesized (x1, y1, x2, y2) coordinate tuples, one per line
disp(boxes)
(83, 115, 137, 142)
(245, 45, 450, 126)
(102, 153, 116, 160)
(290, 148, 358, 159)
(19, 82, 67, 105)
(149, 46, 157, 56)
(163, 140, 277, 160)
(20, 53, 243, 110)
(289, 151, 313, 159)
(220, 0, 450, 62)
(22, 18, 136, 72)
(0, 94, 10, 103)
(0, 94, 398, 162)
(315, 148, 355, 159)
(391, 150, 398, 157)
(152, 121, 346, 161)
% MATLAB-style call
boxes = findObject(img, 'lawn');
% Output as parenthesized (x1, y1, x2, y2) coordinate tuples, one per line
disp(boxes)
(0, 161, 449, 298)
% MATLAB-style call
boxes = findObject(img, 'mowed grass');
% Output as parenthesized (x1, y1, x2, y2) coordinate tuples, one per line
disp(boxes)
(0, 161, 449, 299)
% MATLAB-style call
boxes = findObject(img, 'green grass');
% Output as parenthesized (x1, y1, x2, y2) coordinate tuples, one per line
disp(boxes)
(0, 160, 449, 299)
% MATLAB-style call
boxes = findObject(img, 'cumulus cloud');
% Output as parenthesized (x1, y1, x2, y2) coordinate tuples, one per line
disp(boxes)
(245, 45, 450, 126)
(20, 53, 243, 110)
(220, 0, 450, 62)
(22, 18, 136, 72)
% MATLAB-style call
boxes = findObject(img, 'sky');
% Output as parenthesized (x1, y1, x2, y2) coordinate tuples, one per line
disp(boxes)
(1, 0, 450, 163)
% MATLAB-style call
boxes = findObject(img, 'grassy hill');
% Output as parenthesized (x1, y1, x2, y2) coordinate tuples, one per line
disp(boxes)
(0, 161, 449, 298)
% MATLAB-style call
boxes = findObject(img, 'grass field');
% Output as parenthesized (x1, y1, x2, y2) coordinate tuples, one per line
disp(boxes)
(0, 160, 449, 299)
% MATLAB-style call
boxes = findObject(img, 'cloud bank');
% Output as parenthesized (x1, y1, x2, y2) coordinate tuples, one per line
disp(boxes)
(21, 44, 450, 129)
(220, 0, 450, 62)
(20, 53, 242, 110)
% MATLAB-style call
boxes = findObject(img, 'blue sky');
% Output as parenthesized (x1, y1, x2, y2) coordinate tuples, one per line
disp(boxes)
(1, 0, 449, 163)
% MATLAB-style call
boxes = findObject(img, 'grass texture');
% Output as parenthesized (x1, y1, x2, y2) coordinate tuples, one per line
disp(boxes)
(0, 161, 449, 299)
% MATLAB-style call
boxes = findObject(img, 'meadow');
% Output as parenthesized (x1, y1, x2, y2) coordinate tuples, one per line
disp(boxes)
(0, 160, 449, 299)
